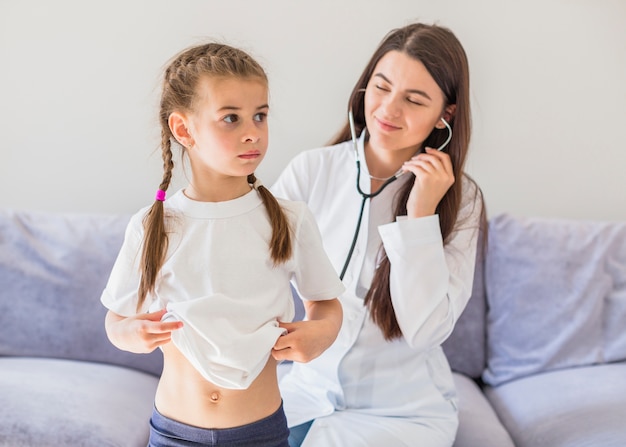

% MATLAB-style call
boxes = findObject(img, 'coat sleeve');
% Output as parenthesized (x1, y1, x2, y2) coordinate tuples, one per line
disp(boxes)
(378, 177, 483, 350)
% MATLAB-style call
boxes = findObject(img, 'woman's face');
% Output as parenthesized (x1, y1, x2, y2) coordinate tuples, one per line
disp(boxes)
(364, 50, 447, 157)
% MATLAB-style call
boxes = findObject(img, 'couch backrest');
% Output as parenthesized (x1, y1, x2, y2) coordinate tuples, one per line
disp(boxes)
(0, 209, 163, 376)
(13, 208, 619, 388)
(481, 213, 626, 386)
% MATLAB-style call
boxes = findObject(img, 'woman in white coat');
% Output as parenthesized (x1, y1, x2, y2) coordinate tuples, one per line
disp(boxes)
(270, 22, 486, 446)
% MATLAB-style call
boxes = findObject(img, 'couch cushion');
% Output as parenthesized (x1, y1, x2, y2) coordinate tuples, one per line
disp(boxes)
(484, 363, 626, 447)
(0, 209, 163, 376)
(451, 373, 514, 447)
(0, 357, 158, 447)
(483, 214, 626, 386)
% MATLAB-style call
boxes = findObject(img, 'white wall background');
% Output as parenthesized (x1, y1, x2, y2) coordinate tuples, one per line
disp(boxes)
(1, 0, 625, 220)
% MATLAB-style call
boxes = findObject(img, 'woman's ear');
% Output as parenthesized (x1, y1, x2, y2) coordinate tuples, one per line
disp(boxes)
(168, 112, 193, 148)
(443, 104, 457, 123)
(436, 104, 457, 129)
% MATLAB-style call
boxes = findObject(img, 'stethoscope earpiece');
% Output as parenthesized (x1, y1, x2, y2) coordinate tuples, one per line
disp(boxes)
(436, 117, 452, 152)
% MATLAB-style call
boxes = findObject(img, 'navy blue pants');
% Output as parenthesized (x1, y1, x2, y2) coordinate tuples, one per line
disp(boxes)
(149, 403, 290, 447)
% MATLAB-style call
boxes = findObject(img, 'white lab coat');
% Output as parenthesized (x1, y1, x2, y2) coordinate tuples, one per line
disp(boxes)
(271, 133, 483, 446)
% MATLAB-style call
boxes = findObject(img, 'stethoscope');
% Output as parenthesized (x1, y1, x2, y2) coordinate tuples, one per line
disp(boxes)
(339, 110, 453, 280)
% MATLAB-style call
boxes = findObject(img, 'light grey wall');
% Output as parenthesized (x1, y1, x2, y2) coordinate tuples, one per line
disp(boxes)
(1, 0, 625, 220)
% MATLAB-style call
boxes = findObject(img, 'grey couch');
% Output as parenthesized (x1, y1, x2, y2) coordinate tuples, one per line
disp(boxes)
(1, 208, 625, 446)
(442, 215, 626, 446)
(0, 210, 162, 447)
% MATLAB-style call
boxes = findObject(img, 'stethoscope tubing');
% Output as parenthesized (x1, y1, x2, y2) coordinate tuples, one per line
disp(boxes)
(340, 109, 452, 281)
(339, 160, 398, 280)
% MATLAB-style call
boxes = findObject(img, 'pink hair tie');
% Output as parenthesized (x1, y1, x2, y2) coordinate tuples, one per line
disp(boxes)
(155, 189, 166, 202)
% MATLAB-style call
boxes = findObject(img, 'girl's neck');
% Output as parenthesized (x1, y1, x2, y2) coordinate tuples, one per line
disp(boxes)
(185, 177, 252, 203)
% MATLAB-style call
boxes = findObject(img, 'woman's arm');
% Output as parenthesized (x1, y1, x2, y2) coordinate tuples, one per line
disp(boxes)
(380, 177, 483, 350)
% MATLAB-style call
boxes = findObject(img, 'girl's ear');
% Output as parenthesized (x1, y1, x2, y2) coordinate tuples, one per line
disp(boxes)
(168, 112, 193, 148)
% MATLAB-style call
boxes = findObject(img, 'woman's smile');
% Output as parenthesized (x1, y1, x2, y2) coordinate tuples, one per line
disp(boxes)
(374, 116, 401, 132)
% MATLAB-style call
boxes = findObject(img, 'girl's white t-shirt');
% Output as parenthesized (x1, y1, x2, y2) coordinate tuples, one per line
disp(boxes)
(101, 188, 345, 389)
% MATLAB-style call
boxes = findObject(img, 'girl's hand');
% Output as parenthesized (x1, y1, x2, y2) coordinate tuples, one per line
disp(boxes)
(104, 309, 183, 354)
(272, 320, 337, 363)
(402, 147, 455, 218)
(271, 298, 342, 363)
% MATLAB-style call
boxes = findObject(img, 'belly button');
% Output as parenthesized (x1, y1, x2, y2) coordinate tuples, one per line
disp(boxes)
(210, 392, 220, 403)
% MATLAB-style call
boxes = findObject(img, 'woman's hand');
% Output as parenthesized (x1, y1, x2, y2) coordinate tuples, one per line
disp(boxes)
(271, 298, 342, 363)
(104, 309, 183, 354)
(402, 147, 455, 218)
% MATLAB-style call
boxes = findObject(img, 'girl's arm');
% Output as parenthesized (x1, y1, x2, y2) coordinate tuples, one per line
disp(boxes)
(271, 298, 342, 363)
(104, 309, 183, 354)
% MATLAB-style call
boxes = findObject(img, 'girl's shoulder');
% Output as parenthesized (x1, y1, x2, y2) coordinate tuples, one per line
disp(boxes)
(275, 197, 309, 219)
(125, 189, 187, 235)
(125, 205, 151, 235)
(275, 198, 318, 233)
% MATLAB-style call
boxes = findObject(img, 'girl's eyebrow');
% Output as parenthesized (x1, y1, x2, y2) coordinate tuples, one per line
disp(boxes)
(218, 104, 269, 112)
(373, 73, 432, 101)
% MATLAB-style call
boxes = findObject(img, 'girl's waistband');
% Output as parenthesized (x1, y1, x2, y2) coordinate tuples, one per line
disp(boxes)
(149, 402, 289, 447)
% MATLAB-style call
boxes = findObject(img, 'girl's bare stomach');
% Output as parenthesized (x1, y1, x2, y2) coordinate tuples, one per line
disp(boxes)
(154, 343, 282, 429)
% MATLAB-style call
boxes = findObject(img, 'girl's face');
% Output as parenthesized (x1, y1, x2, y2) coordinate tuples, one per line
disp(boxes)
(186, 76, 269, 180)
(364, 50, 447, 157)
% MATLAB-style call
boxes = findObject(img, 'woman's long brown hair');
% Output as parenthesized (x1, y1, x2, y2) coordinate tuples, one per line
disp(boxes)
(331, 23, 485, 340)
(136, 43, 291, 312)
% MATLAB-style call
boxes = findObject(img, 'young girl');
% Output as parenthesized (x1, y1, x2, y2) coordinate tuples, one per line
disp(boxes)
(101, 43, 344, 447)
